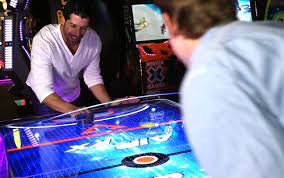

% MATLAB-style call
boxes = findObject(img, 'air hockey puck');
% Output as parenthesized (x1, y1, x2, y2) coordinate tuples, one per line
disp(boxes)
(122, 152, 169, 168)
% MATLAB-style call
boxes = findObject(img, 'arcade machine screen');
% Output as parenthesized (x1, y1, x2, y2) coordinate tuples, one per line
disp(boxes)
(0, 96, 207, 177)
(132, 4, 169, 43)
(236, 0, 253, 21)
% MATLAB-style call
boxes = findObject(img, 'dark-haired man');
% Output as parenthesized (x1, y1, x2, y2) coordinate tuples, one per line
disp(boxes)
(27, 0, 111, 114)
(154, 0, 284, 177)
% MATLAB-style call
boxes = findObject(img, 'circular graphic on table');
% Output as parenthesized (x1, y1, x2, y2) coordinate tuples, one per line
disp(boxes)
(122, 152, 169, 168)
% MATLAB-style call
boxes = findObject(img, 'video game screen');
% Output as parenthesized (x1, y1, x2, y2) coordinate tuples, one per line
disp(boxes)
(236, 0, 253, 21)
(132, 4, 169, 43)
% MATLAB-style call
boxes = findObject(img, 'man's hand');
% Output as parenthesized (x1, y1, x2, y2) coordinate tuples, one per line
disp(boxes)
(111, 96, 140, 106)
(43, 93, 81, 114)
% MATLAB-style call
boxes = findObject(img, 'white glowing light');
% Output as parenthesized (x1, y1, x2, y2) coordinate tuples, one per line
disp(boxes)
(4, 46, 12, 69)
(9, 0, 18, 8)
(4, 19, 13, 41)
(2, 2, 7, 10)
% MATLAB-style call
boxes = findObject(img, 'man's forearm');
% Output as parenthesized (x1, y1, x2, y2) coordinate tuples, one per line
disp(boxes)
(42, 93, 79, 113)
(89, 84, 112, 103)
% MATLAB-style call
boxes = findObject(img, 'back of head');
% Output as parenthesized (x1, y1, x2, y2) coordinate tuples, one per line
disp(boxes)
(154, 0, 237, 39)
(63, 0, 92, 20)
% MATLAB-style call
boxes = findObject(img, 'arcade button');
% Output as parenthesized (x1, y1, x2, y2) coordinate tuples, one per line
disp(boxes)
(122, 152, 169, 168)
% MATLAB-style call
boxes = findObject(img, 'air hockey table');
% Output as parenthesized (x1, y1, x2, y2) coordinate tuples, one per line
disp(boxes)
(0, 96, 207, 177)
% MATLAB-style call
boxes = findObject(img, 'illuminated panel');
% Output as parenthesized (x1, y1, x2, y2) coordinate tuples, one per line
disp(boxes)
(4, 16, 13, 70)
(9, 0, 18, 8)
(19, 20, 23, 41)
(19, 20, 31, 59)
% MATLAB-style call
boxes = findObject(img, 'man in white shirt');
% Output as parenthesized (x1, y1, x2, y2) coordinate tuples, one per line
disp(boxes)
(154, 0, 284, 177)
(26, 0, 111, 114)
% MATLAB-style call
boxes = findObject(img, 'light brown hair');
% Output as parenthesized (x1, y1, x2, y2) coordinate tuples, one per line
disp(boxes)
(154, 0, 237, 39)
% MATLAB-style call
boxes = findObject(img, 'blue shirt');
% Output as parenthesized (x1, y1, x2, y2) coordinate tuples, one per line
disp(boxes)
(181, 21, 284, 178)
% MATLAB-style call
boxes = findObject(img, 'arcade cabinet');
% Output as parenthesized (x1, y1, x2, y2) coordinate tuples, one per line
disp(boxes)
(0, 0, 33, 119)
(122, 0, 185, 96)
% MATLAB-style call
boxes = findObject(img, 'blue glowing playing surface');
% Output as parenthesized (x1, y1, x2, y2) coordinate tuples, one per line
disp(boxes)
(0, 99, 207, 177)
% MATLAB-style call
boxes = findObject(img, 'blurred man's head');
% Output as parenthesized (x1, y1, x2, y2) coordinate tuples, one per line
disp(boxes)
(154, 0, 236, 65)
(154, 0, 236, 39)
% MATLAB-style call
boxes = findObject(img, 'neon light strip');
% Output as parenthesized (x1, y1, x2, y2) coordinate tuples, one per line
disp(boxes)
(22, 46, 31, 59)
(7, 123, 77, 129)
(19, 20, 23, 41)
(0, 79, 13, 85)
(7, 119, 183, 152)
(24, 0, 30, 10)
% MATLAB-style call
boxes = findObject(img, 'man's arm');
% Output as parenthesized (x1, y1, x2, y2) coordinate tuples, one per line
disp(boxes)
(42, 93, 79, 113)
(89, 83, 112, 103)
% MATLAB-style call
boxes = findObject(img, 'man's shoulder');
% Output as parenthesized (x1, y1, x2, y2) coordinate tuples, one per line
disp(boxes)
(85, 28, 100, 41)
(34, 24, 59, 40)
(83, 28, 101, 47)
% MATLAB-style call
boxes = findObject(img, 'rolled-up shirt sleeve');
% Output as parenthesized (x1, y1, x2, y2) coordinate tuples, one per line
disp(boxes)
(83, 38, 104, 88)
(27, 36, 54, 103)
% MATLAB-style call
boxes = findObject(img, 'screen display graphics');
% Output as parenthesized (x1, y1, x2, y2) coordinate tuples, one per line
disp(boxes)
(236, 0, 253, 21)
(132, 4, 169, 43)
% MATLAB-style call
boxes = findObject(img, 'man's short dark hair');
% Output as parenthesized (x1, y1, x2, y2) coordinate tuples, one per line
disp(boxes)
(154, 0, 237, 39)
(63, 0, 92, 20)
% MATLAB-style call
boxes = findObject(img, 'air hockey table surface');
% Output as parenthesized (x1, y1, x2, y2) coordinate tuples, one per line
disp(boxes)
(0, 96, 207, 177)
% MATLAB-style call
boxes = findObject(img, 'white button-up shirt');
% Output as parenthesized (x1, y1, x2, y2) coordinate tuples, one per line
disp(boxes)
(26, 24, 103, 103)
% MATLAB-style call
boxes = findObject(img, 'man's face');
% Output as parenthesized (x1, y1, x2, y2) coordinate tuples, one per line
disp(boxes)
(62, 14, 89, 47)
(162, 13, 198, 66)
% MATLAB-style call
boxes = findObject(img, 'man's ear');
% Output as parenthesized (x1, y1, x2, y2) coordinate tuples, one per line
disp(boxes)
(61, 16, 66, 25)
(162, 13, 178, 37)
